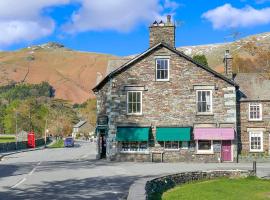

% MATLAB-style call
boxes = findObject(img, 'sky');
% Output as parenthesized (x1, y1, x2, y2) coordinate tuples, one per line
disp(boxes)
(0, 0, 270, 56)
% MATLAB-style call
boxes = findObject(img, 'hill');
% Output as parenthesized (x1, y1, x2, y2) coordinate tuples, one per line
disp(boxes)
(179, 32, 270, 73)
(0, 32, 269, 103)
(0, 42, 116, 103)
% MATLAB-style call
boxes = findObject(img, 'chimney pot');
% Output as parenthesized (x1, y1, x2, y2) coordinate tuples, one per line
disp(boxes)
(149, 17, 175, 47)
(167, 15, 171, 23)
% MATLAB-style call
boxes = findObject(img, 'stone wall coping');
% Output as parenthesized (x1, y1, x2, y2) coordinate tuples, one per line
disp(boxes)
(127, 169, 253, 200)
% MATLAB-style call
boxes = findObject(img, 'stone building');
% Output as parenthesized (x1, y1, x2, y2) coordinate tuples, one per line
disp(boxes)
(236, 73, 270, 157)
(93, 16, 238, 162)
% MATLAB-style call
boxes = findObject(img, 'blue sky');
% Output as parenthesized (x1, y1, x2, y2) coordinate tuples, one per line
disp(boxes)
(0, 0, 270, 56)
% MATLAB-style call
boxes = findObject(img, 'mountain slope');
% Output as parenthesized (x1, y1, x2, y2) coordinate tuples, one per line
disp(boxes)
(0, 43, 116, 103)
(0, 32, 269, 103)
(178, 32, 270, 73)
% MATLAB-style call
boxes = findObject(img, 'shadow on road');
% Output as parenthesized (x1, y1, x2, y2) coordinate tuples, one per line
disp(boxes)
(0, 175, 140, 200)
(0, 162, 37, 178)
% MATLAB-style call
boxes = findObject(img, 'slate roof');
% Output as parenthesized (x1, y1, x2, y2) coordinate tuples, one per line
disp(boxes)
(73, 120, 87, 128)
(93, 42, 238, 92)
(106, 58, 133, 75)
(235, 73, 270, 101)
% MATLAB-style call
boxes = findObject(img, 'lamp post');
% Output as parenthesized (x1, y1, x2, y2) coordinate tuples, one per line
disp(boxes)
(44, 118, 48, 147)
(15, 111, 18, 150)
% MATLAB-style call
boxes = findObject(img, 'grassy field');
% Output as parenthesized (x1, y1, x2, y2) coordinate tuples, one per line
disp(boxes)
(0, 136, 16, 143)
(162, 177, 270, 200)
(48, 139, 64, 148)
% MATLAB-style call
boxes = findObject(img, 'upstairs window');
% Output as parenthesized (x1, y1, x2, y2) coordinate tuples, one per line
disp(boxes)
(196, 90, 212, 114)
(249, 131, 263, 152)
(249, 103, 262, 121)
(127, 91, 142, 115)
(156, 59, 169, 81)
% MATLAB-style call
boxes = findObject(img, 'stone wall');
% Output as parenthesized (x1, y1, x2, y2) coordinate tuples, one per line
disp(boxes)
(145, 170, 254, 200)
(112, 150, 224, 163)
(113, 153, 151, 162)
(239, 101, 270, 155)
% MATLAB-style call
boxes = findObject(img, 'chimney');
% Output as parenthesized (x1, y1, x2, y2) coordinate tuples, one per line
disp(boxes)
(149, 15, 175, 48)
(223, 50, 233, 79)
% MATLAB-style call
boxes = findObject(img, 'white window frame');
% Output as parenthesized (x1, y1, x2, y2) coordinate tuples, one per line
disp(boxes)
(120, 142, 149, 153)
(127, 91, 142, 115)
(196, 90, 213, 114)
(249, 131, 263, 152)
(180, 141, 189, 150)
(196, 140, 213, 154)
(249, 103, 262, 121)
(162, 141, 180, 150)
(155, 58, 170, 81)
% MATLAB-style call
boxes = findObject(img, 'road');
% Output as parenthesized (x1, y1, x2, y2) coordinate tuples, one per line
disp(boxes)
(0, 141, 270, 200)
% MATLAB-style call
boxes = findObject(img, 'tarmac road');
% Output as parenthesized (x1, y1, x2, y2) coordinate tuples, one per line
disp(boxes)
(0, 140, 269, 200)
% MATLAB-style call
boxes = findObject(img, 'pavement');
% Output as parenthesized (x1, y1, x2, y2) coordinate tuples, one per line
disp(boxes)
(0, 141, 270, 200)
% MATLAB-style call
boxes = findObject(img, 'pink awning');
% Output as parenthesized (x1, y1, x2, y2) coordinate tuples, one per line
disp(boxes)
(194, 128, 235, 140)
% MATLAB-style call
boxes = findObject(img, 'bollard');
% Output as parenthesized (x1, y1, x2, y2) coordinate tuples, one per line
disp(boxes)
(253, 161, 257, 175)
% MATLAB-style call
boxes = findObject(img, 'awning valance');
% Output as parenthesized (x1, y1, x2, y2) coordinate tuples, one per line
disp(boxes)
(194, 128, 235, 140)
(116, 127, 149, 142)
(156, 127, 191, 141)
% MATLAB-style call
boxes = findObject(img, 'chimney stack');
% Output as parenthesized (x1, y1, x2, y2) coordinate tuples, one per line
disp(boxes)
(149, 15, 175, 48)
(223, 50, 233, 79)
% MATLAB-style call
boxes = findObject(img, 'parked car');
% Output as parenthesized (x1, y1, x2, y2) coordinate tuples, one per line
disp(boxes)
(64, 137, 74, 147)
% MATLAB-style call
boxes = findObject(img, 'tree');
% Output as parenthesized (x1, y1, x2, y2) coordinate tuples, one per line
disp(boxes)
(193, 55, 209, 66)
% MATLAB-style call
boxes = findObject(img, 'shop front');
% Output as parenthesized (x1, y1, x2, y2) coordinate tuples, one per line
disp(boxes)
(194, 128, 235, 162)
(115, 127, 151, 161)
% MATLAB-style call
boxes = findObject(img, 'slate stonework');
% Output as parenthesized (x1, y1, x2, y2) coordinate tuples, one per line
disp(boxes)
(96, 46, 237, 162)
(238, 101, 270, 156)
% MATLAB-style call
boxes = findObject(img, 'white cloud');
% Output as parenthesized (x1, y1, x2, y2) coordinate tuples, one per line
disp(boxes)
(0, 0, 70, 47)
(63, 0, 179, 33)
(202, 4, 270, 29)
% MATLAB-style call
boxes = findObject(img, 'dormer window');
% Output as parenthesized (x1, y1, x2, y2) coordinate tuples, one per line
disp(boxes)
(249, 103, 262, 121)
(156, 58, 169, 81)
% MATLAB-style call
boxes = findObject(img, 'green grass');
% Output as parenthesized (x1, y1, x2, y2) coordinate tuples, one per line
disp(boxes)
(162, 177, 270, 200)
(0, 136, 16, 143)
(48, 139, 64, 148)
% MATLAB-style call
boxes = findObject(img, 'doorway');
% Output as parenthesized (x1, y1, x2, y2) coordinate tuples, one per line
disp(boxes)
(222, 140, 232, 161)
(99, 133, 106, 159)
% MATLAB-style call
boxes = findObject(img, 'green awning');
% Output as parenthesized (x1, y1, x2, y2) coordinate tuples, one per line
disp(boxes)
(156, 127, 191, 141)
(116, 127, 149, 142)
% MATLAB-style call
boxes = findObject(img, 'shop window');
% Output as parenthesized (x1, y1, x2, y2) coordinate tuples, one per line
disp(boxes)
(196, 140, 213, 154)
(120, 142, 148, 152)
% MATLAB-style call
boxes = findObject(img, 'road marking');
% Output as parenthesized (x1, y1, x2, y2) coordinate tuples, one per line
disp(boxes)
(11, 178, 26, 189)
(11, 161, 42, 189)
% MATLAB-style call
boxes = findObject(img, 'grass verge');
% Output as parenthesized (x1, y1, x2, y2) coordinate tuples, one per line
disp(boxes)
(48, 139, 64, 148)
(0, 136, 16, 143)
(162, 177, 270, 200)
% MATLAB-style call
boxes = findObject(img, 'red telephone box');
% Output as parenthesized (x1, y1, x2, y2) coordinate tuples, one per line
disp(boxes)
(27, 131, 36, 148)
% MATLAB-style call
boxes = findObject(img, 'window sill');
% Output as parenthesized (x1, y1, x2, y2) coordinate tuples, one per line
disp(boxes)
(196, 151, 214, 155)
(120, 151, 150, 154)
(155, 79, 170, 82)
(126, 113, 143, 116)
(196, 113, 214, 116)
(248, 120, 263, 122)
(249, 150, 264, 153)
(163, 148, 189, 151)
